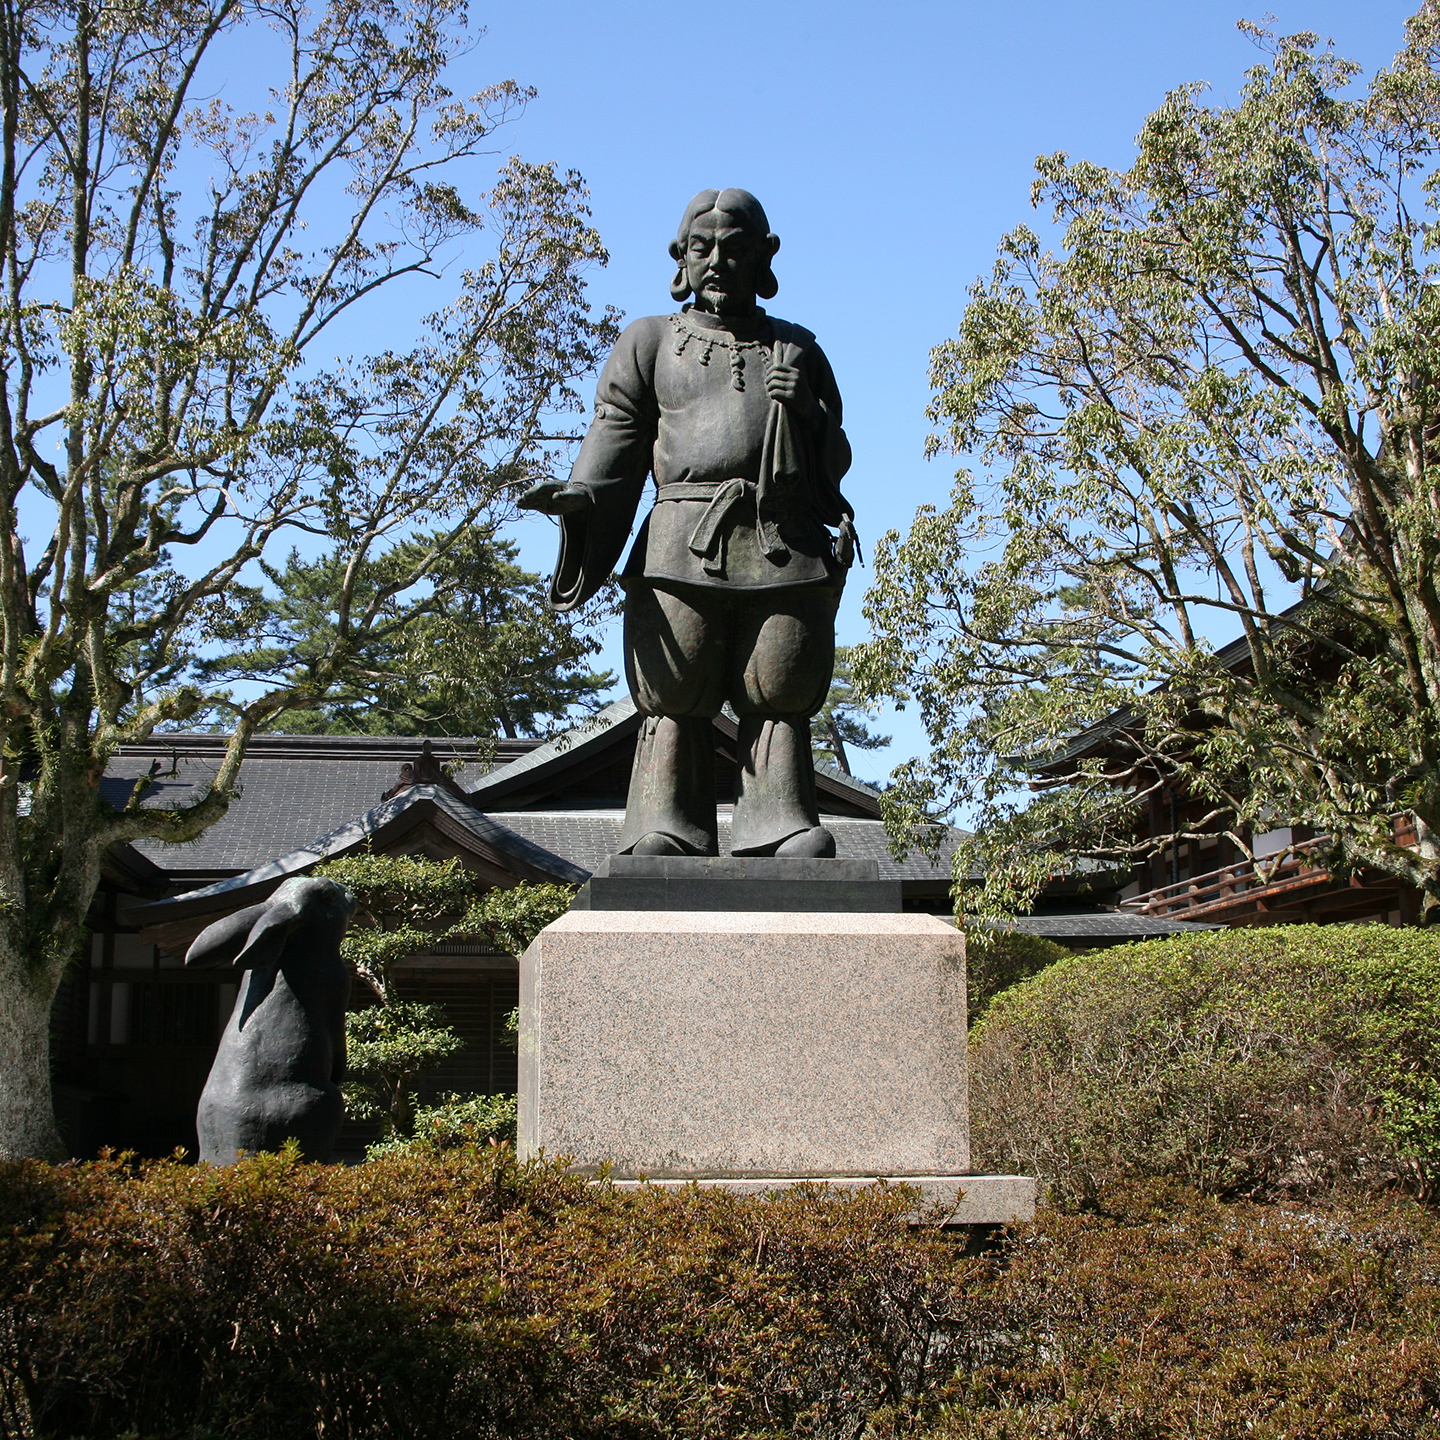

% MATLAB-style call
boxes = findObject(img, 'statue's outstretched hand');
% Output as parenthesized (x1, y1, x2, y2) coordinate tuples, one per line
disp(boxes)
(519, 480, 593, 516)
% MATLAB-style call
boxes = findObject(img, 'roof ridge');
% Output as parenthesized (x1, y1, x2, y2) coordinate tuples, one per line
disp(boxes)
(465, 697, 639, 797)
(113, 732, 540, 763)
(812, 758, 883, 797)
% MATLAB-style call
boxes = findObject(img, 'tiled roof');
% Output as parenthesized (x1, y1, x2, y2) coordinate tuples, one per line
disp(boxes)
(107, 740, 510, 874)
(466, 699, 638, 800)
(125, 785, 590, 924)
(468, 702, 884, 817)
(102, 722, 926, 888)
(811, 758, 883, 805)
(995, 912, 1222, 940)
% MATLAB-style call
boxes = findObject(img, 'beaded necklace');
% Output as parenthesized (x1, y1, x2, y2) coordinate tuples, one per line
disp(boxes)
(667, 312, 773, 392)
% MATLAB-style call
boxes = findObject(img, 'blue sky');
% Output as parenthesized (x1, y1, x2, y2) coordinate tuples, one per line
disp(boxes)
(287, 0, 1413, 781)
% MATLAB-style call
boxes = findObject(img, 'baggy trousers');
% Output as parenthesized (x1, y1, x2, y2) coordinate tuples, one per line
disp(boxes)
(618, 580, 839, 856)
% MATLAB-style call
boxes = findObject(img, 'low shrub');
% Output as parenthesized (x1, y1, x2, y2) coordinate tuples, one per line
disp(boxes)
(969, 924, 1440, 1202)
(963, 928, 1070, 1025)
(366, 1092, 518, 1159)
(3, 1155, 1439, 1438)
(898, 1182, 1440, 1440)
(0, 1148, 973, 1439)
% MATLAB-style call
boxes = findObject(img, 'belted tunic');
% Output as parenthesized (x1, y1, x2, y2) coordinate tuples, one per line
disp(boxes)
(545, 306, 854, 610)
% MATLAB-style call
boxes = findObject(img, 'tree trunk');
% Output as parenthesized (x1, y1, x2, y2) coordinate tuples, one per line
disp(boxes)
(0, 945, 67, 1161)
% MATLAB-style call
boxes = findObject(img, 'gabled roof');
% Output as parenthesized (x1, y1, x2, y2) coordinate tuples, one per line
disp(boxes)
(466, 699, 643, 807)
(464, 697, 884, 818)
(485, 807, 959, 882)
(108, 703, 917, 935)
(107, 732, 530, 875)
(121, 783, 588, 927)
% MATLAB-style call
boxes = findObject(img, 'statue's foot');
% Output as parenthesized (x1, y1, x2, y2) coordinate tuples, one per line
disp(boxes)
(774, 825, 837, 858)
(629, 831, 689, 856)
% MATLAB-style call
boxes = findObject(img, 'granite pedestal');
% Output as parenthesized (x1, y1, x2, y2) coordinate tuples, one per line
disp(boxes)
(520, 909, 1032, 1222)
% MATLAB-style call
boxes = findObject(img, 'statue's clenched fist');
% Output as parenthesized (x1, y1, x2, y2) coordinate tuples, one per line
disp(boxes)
(766, 343, 820, 424)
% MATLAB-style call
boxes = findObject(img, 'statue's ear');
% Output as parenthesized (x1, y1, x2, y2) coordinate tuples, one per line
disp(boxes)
(233, 899, 302, 971)
(186, 902, 271, 969)
(755, 232, 780, 301)
(667, 238, 691, 302)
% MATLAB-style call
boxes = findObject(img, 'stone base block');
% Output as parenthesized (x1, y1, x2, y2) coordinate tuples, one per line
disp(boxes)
(572, 855, 902, 913)
(603, 1174, 1036, 1225)
(519, 910, 969, 1179)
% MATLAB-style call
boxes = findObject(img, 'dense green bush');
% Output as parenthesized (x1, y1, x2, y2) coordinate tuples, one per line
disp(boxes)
(969, 924, 1440, 1202)
(2, 1154, 1438, 1438)
(366, 1092, 518, 1159)
(963, 928, 1070, 1025)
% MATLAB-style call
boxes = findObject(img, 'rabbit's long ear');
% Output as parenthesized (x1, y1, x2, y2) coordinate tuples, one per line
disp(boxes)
(186, 902, 271, 969)
(232, 897, 302, 971)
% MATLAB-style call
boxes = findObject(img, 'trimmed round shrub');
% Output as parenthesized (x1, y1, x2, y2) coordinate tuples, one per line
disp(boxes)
(969, 924, 1440, 1202)
(963, 929, 1070, 1025)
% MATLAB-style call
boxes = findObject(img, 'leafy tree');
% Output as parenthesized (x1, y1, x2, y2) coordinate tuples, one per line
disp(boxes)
(343, 1000, 462, 1141)
(811, 645, 890, 777)
(0, 0, 615, 1158)
(197, 530, 615, 739)
(318, 853, 571, 1146)
(315, 852, 574, 1000)
(858, 10, 1440, 919)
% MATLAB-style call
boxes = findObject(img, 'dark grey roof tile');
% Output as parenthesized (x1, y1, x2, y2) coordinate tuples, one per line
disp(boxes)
(126, 785, 589, 923)
(111, 753, 497, 872)
(995, 913, 1222, 939)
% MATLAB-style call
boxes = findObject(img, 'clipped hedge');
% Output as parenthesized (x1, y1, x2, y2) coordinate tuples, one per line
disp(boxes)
(969, 924, 1440, 1202)
(897, 1182, 1440, 1440)
(2, 1154, 1439, 1439)
(0, 1148, 970, 1440)
(963, 928, 1070, 1025)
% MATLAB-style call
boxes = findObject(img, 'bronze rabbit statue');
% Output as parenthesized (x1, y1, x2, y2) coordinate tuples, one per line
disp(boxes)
(186, 876, 356, 1165)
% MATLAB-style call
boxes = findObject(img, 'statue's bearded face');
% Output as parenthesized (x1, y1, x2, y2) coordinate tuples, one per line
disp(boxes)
(683, 209, 769, 315)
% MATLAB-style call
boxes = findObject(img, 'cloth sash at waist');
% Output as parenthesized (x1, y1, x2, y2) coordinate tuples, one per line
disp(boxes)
(656, 479, 786, 577)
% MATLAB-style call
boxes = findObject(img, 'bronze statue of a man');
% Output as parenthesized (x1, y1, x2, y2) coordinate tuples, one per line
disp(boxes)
(521, 188, 855, 858)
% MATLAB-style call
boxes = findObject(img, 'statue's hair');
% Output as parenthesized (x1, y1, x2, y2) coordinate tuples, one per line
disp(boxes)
(668, 187, 780, 302)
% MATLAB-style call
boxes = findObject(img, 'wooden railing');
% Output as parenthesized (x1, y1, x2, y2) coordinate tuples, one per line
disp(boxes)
(1119, 836, 1335, 919)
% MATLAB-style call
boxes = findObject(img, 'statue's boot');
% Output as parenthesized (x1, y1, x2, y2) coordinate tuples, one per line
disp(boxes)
(774, 825, 836, 858)
(629, 831, 690, 856)
(617, 714, 718, 856)
(730, 714, 830, 857)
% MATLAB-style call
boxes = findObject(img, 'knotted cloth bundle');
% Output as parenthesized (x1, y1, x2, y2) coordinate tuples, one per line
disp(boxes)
(657, 339, 856, 579)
